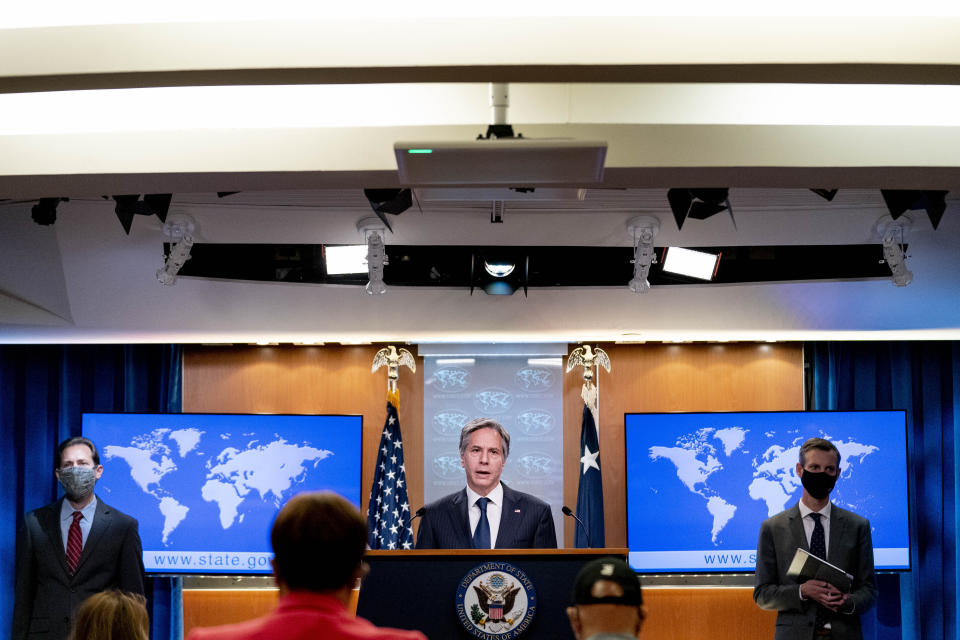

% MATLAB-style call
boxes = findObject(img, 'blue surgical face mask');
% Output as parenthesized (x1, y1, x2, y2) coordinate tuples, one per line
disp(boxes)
(58, 466, 97, 501)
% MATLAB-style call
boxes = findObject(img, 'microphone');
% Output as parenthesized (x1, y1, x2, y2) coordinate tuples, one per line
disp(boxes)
(411, 506, 426, 521)
(562, 505, 591, 547)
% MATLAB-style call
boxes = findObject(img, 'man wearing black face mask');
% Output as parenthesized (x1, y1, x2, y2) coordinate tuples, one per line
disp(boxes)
(13, 437, 145, 640)
(754, 437, 876, 640)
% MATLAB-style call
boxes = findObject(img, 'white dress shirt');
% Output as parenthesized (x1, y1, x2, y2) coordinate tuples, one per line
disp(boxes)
(798, 500, 832, 558)
(466, 482, 503, 548)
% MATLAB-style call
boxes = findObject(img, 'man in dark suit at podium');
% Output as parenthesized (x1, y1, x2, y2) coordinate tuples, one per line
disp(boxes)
(754, 437, 876, 640)
(416, 418, 557, 549)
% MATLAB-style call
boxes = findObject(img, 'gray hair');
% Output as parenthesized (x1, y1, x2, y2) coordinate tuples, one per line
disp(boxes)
(799, 437, 842, 468)
(458, 418, 510, 460)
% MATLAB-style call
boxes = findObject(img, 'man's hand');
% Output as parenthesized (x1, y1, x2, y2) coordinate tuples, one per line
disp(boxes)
(800, 580, 847, 611)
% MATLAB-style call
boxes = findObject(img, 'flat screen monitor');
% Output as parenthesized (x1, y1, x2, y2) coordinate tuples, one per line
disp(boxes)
(82, 412, 363, 575)
(624, 410, 909, 573)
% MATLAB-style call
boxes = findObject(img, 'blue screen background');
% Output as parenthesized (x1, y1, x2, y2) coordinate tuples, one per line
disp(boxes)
(625, 411, 909, 572)
(83, 413, 362, 574)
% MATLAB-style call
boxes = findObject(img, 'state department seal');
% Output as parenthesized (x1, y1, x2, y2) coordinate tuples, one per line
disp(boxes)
(456, 561, 537, 639)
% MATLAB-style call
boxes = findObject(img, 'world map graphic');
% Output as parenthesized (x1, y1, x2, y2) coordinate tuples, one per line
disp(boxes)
(648, 427, 878, 546)
(103, 427, 334, 546)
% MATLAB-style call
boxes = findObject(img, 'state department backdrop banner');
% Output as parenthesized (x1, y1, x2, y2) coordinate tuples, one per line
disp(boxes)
(423, 353, 564, 545)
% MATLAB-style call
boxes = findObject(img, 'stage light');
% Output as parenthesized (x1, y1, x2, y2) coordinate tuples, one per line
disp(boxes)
(484, 260, 515, 278)
(661, 247, 721, 281)
(156, 213, 196, 286)
(156, 236, 194, 286)
(667, 188, 733, 230)
(471, 252, 527, 296)
(626, 215, 659, 293)
(356, 217, 388, 295)
(325, 245, 368, 275)
(113, 194, 172, 234)
(363, 188, 413, 233)
(31, 197, 66, 225)
(877, 216, 913, 287)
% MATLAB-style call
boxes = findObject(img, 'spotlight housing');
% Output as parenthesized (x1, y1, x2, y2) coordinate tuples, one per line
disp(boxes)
(667, 188, 733, 230)
(31, 197, 67, 225)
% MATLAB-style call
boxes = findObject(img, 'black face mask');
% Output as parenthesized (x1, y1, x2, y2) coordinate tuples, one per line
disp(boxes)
(800, 469, 837, 500)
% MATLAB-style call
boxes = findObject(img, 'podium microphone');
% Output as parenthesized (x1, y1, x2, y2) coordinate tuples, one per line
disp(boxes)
(411, 506, 426, 521)
(562, 505, 591, 547)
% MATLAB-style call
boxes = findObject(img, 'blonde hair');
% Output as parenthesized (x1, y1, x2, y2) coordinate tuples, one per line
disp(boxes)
(68, 590, 149, 640)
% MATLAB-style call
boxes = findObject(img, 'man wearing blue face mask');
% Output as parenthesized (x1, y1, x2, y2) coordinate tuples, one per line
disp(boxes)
(754, 437, 876, 640)
(13, 437, 145, 640)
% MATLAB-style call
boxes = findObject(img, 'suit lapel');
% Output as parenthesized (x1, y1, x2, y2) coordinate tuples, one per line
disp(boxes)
(827, 504, 845, 566)
(74, 498, 111, 576)
(495, 485, 516, 549)
(39, 499, 71, 576)
(452, 490, 473, 547)
(787, 504, 808, 552)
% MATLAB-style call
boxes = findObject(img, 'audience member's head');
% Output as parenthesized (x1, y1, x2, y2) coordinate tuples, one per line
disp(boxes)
(68, 590, 149, 640)
(270, 491, 368, 595)
(567, 557, 645, 640)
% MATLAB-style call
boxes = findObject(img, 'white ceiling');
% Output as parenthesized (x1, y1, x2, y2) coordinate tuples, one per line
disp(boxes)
(1, 14, 959, 344)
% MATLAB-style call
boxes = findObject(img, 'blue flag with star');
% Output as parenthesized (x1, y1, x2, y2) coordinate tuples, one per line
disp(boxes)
(366, 401, 414, 549)
(575, 403, 605, 547)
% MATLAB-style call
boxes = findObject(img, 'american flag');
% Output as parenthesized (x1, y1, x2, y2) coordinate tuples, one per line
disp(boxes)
(366, 401, 414, 549)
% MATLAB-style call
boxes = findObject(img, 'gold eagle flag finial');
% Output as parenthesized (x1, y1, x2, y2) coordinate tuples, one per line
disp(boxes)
(372, 345, 416, 407)
(566, 345, 611, 417)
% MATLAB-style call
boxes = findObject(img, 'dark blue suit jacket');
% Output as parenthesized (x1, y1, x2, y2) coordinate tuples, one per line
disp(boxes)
(415, 483, 557, 549)
(13, 496, 145, 640)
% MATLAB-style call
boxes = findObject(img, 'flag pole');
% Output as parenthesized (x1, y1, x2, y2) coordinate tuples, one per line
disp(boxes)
(566, 344, 611, 548)
(367, 346, 417, 549)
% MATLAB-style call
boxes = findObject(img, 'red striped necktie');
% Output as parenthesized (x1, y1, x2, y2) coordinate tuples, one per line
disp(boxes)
(66, 511, 83, 574)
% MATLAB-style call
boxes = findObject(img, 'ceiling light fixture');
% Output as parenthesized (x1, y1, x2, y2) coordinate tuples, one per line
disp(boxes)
(876, 215, 913, 287)
(881, 189, 949, 230)
(661, 247, 721, 281)
(324, 245, 368, 275)
(156, 213, 196, 286)
(627, 215, 659, 293)
(357, 217, 387, 295)
(667, 188, 734, 230)
(30, 197, 68, 226)
(112, 193, 172, 234)
(471, 251, 528, 296)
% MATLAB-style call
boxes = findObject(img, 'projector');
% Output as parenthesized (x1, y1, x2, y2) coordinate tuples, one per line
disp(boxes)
(394, 138, 607, 186)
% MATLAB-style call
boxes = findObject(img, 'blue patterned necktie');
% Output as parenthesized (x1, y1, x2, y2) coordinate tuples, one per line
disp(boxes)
(810, 512, 828, 628)
(473, 497, 491, 549)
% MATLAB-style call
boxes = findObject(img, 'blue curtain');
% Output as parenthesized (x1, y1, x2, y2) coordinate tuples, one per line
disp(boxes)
(807, 341, 960, 640)
(1, 344, 184, 640)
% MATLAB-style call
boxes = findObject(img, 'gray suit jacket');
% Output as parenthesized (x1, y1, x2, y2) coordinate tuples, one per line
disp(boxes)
(754, 503, 876, 640)
(416, 483, 557, 549)
(12, 496, 145, 640)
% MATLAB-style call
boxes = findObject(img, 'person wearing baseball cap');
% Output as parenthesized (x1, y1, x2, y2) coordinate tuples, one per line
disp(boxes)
(566, 557, 646, 640)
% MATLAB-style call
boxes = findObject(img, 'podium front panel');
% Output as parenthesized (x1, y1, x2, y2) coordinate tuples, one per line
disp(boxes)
(357, 549, 627, 640)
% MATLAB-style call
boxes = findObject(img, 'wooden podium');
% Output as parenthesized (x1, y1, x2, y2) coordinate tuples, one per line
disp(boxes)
(357, 548, 628, 640)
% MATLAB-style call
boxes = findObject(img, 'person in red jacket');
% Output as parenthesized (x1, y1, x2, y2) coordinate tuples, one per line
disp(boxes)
(187, 491, 426, 640)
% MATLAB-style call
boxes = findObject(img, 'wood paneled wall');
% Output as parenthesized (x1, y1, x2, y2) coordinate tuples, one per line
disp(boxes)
(183, 344, 425, 523)
(562, 342, 804, 547)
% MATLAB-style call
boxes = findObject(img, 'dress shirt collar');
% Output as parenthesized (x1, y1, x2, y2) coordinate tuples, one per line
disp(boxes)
(798, 500, 831, 521)
(61, 493, 98, 521)
(466, 482, 503, 508)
